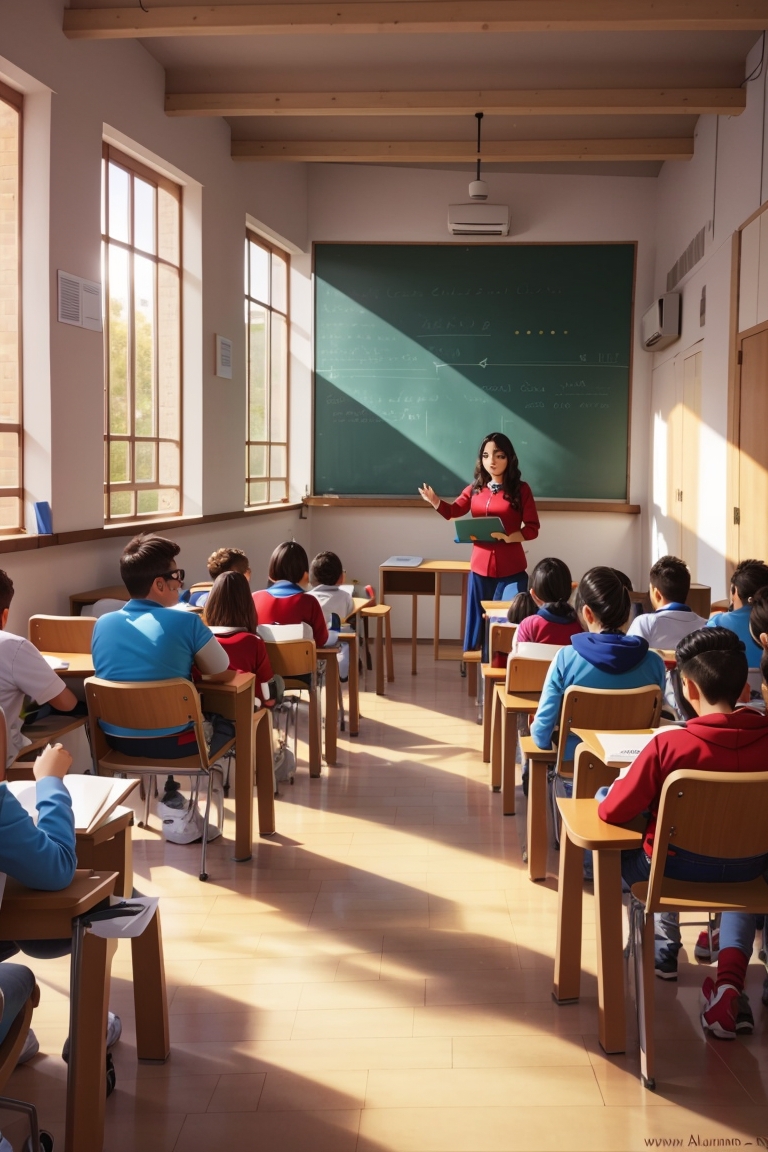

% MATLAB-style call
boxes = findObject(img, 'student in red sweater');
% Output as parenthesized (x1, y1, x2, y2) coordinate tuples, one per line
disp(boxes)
(599, 627, 768, 1035)
(203, 572, 276, 706)
(253, 541, 329, 649)
(514, 557, 582, 646)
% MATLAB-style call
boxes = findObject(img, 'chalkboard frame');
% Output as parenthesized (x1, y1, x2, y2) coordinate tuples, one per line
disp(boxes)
(311, 240, 638, 511)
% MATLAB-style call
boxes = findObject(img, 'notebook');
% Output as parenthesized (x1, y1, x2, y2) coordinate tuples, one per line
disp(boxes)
(453, 517, 505, 544)
(42, 655, 69, 671)
(5, 776, 139, 835)
(594, 730, 663, 766)
(382, 556, 422, 567)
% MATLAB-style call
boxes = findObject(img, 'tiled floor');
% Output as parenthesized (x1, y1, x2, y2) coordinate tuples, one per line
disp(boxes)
(8, 647, 768, 1150)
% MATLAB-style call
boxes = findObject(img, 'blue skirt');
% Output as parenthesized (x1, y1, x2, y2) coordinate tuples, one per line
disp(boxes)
(464, 570, 528, 655)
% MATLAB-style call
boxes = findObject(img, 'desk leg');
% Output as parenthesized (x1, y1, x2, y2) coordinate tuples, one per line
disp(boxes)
(66, 930, 112, 1152)
(132, 908, 170, 1061)
(233, 684, 255, 862)
(433, 573, 441, 661)
(375, 618, 385, 696)
(411, 595, 418, 675)
(554, 831, 583, 1003)
(324, 652, 338, 766)
(347, 634, 359, 736)
(483, 674, 494, 765)
(254, 710, 276, 835)
(460, 573, 468, 649)
(490, 689, 502, 790)
(385, 611, 394, 683)
(309, 686, 322, 777)
(594, 849, 626, 1054)
(501, 709, 516, 815)
(527, 759, 549, 882)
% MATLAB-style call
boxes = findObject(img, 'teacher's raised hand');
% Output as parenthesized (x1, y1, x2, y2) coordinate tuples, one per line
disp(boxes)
(418, 483, 440, 509)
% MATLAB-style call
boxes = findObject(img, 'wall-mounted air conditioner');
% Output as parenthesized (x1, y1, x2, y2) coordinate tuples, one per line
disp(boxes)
(447, 203, 510, 236)
(642, 293, 681, 350)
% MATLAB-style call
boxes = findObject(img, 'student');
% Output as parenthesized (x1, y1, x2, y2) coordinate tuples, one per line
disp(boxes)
(188, 547, 251, 609)
(628, 555, 708, 648)
(707, 559, 768, 684)
(0, 569, 79, 770)
(599, 629, 768, 1026)
(91, 534, 235, 811)
(203, 572, 277, 707)
(253, 542, 329, 649)
(0, 741, 121, 1063)
(530, 567, 666, 764)
(308, 551, 354, 679)
(506, 590, 537, 626)
(514, 557, 581, 646)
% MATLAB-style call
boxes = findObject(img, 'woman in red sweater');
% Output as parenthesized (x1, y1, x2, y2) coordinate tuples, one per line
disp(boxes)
(419, 432, 539, 652)
(203, 572, 276, 706)
(252, 541, 329, 649)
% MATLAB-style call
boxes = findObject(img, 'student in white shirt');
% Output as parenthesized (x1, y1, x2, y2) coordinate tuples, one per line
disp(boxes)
(0, 570, 80, 769)
(308, 551, 354, 680)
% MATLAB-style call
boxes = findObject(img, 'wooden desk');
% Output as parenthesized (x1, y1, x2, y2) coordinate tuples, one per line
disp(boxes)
(555, 798, 644, 1054)
(69, 586, 128, 617)
(7, 713, 91, 781)
(198, 673, 276, 858)
(40, 652, 95, 678)
(76, 807, 134, 898)
(338, 631, 359, 737)
(317, 647, 340, 766)
(379, 559, 470, 673)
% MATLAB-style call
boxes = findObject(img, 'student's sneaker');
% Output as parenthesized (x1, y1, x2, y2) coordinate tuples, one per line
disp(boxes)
(735, 991, 755, 1034)
(694, 927, 720, 963)
(160, 778, 185, 810)
(16, 1028, 39, 1065)
(61, 1011, 122, 1062)
(700, 978, 743, 1040)
(655, 954, 679, 981)
(0, 1134, 13, 1151)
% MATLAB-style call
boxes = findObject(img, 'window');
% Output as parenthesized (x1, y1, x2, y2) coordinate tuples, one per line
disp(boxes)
(0, 83, 22, 532)
(245, 231, 288, 506)
(102, 144, 181, 522)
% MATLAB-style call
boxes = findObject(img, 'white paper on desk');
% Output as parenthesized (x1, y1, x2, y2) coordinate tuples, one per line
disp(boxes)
(514, 642, 564, 661)
(596, 730, 663, 766)
(42, 655, 69, 670)
(87, 895, 159, 939)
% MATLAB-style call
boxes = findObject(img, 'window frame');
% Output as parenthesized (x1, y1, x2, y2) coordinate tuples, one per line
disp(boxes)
(245, 228, 290, 507)
(0, 80, 24, 534)
(102, 142, 183, 524)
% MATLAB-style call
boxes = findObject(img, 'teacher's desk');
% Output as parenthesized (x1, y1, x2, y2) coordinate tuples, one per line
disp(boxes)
(379, 559, 470, 674)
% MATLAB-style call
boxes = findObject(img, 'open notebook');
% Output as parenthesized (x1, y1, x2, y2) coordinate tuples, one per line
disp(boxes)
(595, 730, 665, 767)
(5, 776, 138, 835)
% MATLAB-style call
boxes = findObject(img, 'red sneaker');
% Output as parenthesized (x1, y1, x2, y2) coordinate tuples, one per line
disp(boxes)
(694, 928, 720, 963)
(700, 978, 741, 1040)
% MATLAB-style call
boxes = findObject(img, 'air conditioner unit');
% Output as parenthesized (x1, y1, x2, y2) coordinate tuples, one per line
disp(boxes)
(447, 203, 510, 236)
(642, 293, 681, 350)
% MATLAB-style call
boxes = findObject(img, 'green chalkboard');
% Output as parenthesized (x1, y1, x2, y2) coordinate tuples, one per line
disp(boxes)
(313, 243, 635, 499)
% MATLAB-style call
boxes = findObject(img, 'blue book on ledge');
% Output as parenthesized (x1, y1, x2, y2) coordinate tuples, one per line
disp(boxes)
(34, 501, 53, 535)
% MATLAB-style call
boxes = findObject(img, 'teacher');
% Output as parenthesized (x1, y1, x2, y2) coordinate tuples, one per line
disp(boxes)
(418, 431, 540, 652)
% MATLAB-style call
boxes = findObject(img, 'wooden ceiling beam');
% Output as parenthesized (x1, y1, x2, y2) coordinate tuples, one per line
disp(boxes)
(64, 2, 768, 40)
(231, 137, 695, 162)
(166, 88, 746, 117)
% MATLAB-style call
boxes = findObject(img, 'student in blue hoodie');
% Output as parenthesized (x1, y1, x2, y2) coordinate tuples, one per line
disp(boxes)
(707, 559, 768, 691)
(531, 566, 666, 763)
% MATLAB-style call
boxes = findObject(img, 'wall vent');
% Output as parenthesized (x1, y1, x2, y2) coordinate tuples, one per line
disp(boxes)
(666, 226, 707, 292)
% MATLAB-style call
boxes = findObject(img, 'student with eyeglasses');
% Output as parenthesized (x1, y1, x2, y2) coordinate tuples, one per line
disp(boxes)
(91, 534, 235, 810)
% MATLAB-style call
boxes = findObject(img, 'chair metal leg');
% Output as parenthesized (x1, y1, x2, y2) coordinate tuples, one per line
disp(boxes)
(199, 772, 212, 882)
(338, 676, 346, 733)
(143, 774, 154, 828)
(631, 898, 656, 1090)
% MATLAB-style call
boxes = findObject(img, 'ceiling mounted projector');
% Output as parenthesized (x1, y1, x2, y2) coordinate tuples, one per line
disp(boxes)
(447, 113, 509, 235)
(469, 178, 489, 200)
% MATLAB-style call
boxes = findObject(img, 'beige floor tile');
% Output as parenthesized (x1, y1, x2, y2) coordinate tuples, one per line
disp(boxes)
(170, 1009, 297, 1043)
(365, 1065, 603, 1108)
(453, 1033, 592, 1067)
(292, 1006, 415, 1040)
(206, 1072, 266, 1111)
(297, 978, 425, 1010)
(170, 983, 303, 1012)
(174, 1108, 361, 1151)
(191, 956, 340, 985)
(257, 1067, 368, 1111)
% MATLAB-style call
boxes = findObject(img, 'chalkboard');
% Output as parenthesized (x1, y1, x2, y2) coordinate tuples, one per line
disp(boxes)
(313, 243, 635, 499)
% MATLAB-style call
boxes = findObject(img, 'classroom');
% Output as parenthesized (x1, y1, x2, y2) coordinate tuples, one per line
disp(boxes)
(2, 3, 768, 1150)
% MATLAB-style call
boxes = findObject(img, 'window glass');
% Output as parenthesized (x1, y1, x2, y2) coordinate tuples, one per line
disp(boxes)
(245, 232, 289, 507)
(0, 90, 22, 531)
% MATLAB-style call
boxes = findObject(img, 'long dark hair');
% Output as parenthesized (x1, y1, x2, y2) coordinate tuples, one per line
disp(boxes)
(529, 557, 575, 620)
(574, 566, 631, 634)
(203, 571, 258, 634)
(750, 585, 768, 644)
(471, 432, 522, 511)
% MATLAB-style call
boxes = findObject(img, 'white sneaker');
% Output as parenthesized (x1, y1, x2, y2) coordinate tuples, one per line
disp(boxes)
(16, 1027, 39, 1065)
(62, 1011, 121, 1062)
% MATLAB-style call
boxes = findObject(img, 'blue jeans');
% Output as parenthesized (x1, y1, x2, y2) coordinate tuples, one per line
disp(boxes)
(464, 570, 528, 655)
(0, 962, 35, 1046)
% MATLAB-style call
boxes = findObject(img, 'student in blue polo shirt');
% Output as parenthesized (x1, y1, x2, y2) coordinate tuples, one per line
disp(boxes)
(706, 558, 768, 692)
(92, 534, 234, 809)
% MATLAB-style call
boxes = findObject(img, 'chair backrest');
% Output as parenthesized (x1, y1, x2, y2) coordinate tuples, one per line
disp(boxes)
(190, 581, 213, 593)
(263, 639, 317, 685)
(557, 684, 663, 775)
(489, 622, 516, 661)
(572, 743, 620, 798)
(645, 769, 768, 911)
(505, 655, 552, 694)
(84, 677, 208, 765)
(29, 614, 96, 654)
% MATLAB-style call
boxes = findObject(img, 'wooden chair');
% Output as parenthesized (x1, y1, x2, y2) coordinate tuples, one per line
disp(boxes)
(84, 677, 236, 881)
(0, 981, 55, 1150)
(629, 769, 768, 1090)
(480, 622, 517, 750)
(263, 639, 322, 777)
(490, 653, 552, 814)
(521, 684, 663, 882)
(29, 613, 96, 655)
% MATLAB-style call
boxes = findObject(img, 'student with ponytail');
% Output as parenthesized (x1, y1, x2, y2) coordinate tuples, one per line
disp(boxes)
(513, 557, 581, 647)
(530, 567, 666, 763)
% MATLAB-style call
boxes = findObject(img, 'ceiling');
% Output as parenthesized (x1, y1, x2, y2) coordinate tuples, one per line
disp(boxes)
(65, 4, 762, 177)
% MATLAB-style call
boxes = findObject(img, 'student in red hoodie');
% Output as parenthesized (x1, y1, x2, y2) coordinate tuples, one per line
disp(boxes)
(513, 557, 582, 647)
(253, 541, 329, 649)
(598, 627, 768, 1034)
